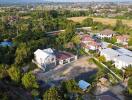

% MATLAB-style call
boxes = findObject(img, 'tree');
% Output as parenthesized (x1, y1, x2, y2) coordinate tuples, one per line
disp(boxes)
(43, 87, 62, 100)
(61, 80, 82, 94)
(98, 56, 106, 62)
(15, 43, 31, 66)
(124, 66, 132, 78)
(22, 72, 38, 89)
(7, 66, 21, 83)
(128, 36, 132, 46)
(114, 20, 129, 34)
(0, 64, 8, 79)
(82, 18, 93, 27)
(128, 77, 132, 95)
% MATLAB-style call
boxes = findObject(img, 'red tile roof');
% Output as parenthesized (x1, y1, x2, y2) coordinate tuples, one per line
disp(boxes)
(56, 51, 74, 60)
(81, 34, 93, 41)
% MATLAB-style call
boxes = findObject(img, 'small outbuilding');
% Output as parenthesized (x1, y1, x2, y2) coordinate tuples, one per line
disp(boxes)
(78, 80, 90, 91)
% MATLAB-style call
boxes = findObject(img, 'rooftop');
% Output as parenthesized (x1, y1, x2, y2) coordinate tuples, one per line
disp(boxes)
(115, 55, 132, 64)
(78, 80, 90, 91)
(117, 48, 132, 57)
(101, 29, 116, 35)
(101, 48, 121, 56)
(55, 51, 75, 60)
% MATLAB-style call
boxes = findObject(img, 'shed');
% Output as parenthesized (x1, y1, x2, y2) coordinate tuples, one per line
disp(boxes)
(78, 80, 90, 91)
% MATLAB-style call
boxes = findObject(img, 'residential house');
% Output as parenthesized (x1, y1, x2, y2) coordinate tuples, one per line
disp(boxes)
(117, 48, 132, 57)
(98, 29, 116, 39)
(100, 48, 121, 61)
(116, 35, 129, 46)
(34, 48, 77, 70)
(81, 34, 101, 52)
(114, 55, 132, 69)
(34, 48, 56, 70)
(55, 51, 77, 65)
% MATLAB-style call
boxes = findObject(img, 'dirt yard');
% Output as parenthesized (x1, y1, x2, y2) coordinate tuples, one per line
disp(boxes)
(34, 56, 98, 84)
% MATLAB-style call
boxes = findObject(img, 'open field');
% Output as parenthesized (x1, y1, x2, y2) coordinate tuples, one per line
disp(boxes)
(68, 17, 132, 27)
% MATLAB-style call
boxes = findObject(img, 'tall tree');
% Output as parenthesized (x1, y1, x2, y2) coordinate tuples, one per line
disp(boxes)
(15, 43, 31, 66)
(22, 72, 38, 89)
(43, 87, 62, 100)
(7, 66, 21, 83)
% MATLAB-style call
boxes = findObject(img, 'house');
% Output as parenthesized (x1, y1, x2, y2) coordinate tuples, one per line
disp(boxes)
(116, 35, 129, 45)
(78, 80, 90, 91)
(114, 55, 132, 69)
(55, 51, 77, 65)
(100, 48, 121, 61)
(34, 48, 77, 70)
(81, 34, 93, 44)
(117, 48, 132, 57)
(98, 29, 115, 39)
(34, 48, 56, 70)
(81, 34, 101, 51)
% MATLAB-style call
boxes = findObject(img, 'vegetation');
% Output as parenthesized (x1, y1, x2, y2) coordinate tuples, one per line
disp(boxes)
(43, 87, 63, 100)
(128, 77, 132, 95)
(22, 72, 38, 89)
(8, 66, 21, 83)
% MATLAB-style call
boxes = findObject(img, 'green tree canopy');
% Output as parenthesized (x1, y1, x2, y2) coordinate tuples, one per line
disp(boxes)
(7, 66, 21, 83)
(15, 43, 31, 66)
(43, 87, 62, 100)
(22, 72, 38, 89)
(128, 77, 132, 95)
(124, 66, 132, 78)
(82, 18, 93, 27)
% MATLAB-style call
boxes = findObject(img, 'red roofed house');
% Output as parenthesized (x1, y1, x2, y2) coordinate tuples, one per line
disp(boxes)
(98, 29, 116, 39)
(34, 48, 77, 71)
(116, 35, 129, 46)
(81, 34, 101, 52)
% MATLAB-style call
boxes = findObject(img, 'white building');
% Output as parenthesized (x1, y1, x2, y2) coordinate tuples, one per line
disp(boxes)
(100, 48, 121, 61)
(114, 55, 132, 69)
(98, 29, 115, 39)
(117, 48, 132, 57)
(34, 48, 56, 70)
(34, 48, 77, 71)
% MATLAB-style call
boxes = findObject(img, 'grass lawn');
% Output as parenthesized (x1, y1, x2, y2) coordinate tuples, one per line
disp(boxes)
(68, 16, 132, 27)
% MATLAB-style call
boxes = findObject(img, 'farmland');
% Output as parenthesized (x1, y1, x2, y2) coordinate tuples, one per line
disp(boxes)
(68, 17, 132, 27)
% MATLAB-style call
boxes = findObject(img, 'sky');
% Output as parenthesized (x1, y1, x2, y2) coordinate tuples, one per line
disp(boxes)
(0, 0, 131, 3)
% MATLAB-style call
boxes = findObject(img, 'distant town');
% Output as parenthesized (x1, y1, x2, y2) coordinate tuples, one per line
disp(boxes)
(0, 1, 132, 100)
